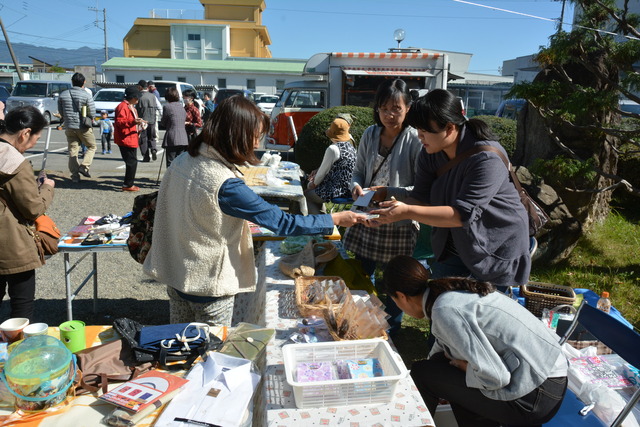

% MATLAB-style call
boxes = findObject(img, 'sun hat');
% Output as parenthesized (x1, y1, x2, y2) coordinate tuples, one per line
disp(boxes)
(325, 117, 352, 142)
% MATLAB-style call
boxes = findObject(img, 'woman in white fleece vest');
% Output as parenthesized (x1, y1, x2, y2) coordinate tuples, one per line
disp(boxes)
(144, 96, 365, 326)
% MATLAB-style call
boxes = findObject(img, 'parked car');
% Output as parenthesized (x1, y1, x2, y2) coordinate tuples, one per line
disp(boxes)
(6, 80, 72, 124)
(256, 95, 280, 116)
(0, 87, 11, 113)
(495, 99, 526, 119)
(213, 89, 253, 109)
(619, 99, 640, 115)
(152, 80, 204, 117)
(0, 82, 12, 93)
(92, 88, 125, 124)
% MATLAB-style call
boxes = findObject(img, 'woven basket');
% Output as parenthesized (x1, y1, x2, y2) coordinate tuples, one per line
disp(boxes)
(294, 276, 346, 317)
(521, 282, 576, 317)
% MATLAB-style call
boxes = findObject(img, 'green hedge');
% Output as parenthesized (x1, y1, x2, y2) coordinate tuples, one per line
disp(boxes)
(474, 115, 517, 157)
(294, 106, 375, 173)
(294, 110, 517, 172)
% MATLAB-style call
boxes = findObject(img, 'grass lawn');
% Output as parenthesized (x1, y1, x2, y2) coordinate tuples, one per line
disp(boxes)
(392, 205, 640, 369)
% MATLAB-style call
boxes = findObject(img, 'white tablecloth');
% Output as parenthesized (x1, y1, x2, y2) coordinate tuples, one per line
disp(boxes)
(257, 241, 435, 426)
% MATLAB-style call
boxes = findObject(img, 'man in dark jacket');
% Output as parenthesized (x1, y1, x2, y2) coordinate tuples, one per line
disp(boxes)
(136, 79, 159, 162)
(58, 72, 96, 182)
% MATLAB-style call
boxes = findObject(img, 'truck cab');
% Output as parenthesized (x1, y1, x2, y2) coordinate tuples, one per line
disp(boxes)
(265, 51, 448, 151)
(267, 80, 327, 151)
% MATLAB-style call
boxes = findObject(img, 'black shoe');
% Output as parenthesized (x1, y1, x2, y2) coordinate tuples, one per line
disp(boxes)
(151, 149, 157, 161)
(78, 166, 91, 178)
(141, 158, 151, 163)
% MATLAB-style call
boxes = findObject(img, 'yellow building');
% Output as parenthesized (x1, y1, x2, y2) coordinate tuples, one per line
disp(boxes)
(123, 0, 271, 59)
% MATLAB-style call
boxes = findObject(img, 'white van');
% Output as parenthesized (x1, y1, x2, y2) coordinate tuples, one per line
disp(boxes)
(6, 80, 72, 125)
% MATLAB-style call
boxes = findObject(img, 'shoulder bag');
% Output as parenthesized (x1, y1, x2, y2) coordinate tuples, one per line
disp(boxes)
(70, 90, 93, 129)
(436, 145, 550, 236)
(126, 190, 158, 264)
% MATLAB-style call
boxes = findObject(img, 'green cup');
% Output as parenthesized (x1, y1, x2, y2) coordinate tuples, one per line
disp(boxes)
(59, 320, 86, 353)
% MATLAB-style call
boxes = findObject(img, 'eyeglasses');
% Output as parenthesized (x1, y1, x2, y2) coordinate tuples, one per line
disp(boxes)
(376, 107, 405, 116)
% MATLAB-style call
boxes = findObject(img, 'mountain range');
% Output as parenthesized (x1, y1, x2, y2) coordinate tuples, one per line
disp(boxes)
(0, 42, 124, 71)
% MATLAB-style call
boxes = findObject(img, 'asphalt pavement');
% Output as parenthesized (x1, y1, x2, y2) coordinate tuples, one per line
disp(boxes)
(3, 126, 173, 327)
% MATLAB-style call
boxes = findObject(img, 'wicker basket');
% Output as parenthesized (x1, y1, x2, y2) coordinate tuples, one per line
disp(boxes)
(521, 282, 576, 317)
(295, 276, 346, 317)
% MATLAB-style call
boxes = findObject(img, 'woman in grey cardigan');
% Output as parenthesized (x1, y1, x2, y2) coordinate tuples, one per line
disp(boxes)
(342, 79, 423, 335)
(160, 87, 188, 168)
(384, 256, 567, 427)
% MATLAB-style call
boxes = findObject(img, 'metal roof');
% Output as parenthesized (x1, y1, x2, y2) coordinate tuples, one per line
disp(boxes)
(101, 57, 306, 74)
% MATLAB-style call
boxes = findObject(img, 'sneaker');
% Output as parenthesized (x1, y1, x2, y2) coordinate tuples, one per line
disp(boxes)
(107, 150, 112, 154)
(122, 185, 140, 192)
(78, 166, 91, 178)
(102, 150, 107, 155)
(151, 149, 157, 161)
(71, 175, 80, 183)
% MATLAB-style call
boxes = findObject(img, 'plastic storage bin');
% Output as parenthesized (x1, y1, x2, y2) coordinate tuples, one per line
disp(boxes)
(283, 339, 407, 408)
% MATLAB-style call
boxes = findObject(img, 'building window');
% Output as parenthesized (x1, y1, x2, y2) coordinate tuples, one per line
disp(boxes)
(116, 75, 125, 83)
(177, 77, 186, 82)
(218, 78, 226, 88)
(154, 76, 163, 81)
(247, 79, 256, 91)
(188, 34, 201, 41)
(276, 80, 285, 91)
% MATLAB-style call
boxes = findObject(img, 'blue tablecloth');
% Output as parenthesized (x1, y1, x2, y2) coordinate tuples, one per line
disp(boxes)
(512, 287, 633, 329)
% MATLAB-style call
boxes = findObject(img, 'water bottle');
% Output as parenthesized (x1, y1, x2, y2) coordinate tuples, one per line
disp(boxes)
(597, 291, 611, 313)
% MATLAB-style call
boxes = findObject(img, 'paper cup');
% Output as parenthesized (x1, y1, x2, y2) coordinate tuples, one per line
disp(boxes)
(0, 318, 29, 343)
(58, 320, 86, 353)
(23, 323, 49, 338)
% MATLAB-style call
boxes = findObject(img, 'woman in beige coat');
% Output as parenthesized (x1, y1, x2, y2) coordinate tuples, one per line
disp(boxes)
(0, 105, 54, 320)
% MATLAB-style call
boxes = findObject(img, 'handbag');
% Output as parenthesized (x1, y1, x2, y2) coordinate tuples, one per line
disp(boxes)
(125, 191, 158, 264)
(75, 338, 152, 394)
(436, 145, 550, 236)
(112, 318, 222, 369)
(32, 214, 61, 263)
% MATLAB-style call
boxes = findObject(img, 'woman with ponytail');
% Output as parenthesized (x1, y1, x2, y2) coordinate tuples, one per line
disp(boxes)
(0, 105, 53, 321)
(383, 255, 567, 427)
(369, 89, 530, 290)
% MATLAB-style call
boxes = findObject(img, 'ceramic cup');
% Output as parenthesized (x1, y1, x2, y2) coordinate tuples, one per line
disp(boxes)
(0, 318, 30, 343)
(23, 322, 49, 338)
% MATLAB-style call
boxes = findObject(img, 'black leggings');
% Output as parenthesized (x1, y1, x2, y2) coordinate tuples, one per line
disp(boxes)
(0, 270, 36, 321)
(411, 352, 567, 427)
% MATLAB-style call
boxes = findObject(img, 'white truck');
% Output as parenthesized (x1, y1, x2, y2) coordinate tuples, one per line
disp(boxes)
(266, 50, 449, 150)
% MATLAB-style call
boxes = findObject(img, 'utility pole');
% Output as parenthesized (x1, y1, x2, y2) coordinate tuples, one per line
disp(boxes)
(557, 0, 567, 34)
(90, 7, 108, 62)
(0, 17, 24, 81)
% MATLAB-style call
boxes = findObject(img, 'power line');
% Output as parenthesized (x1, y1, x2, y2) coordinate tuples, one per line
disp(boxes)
(5, 29, 105, 47)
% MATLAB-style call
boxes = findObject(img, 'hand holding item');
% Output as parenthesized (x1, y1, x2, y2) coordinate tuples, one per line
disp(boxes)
(351, 184, 365, 201)
(368, 186, 388, 206)
(331, 210, 368, 227)
(367, 197, 405, 225)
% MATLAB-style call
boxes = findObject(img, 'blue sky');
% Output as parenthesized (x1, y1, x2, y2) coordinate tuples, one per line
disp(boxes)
(0, 0, 573, 75)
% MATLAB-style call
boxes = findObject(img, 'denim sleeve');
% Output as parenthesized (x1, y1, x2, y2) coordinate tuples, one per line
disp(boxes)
(218, 178, 334, 235)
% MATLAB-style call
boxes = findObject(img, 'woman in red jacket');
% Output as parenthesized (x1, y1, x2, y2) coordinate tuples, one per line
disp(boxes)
(115, 86, 145, 191)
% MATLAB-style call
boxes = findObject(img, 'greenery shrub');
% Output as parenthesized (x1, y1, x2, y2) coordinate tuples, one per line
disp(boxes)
(473, 115, 517, 157)
(530, 156, 597, 189)
(294, 106, 374, 173)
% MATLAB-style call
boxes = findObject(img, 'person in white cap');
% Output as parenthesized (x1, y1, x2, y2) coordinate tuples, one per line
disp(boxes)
(304, 116, 356, 214)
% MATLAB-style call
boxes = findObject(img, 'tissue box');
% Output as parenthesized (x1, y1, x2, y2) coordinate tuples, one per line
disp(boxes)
(344, 358, 383, 379)
(623, 363, 640, 386)
(296, 362, 335, 383)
